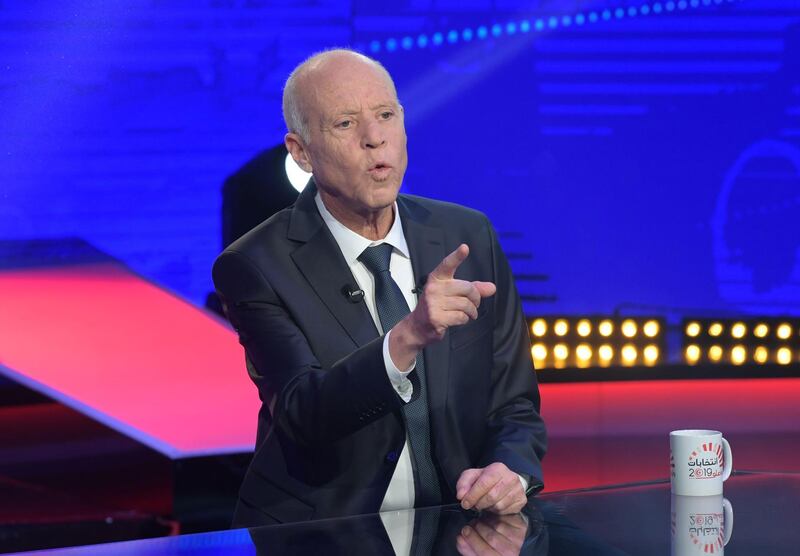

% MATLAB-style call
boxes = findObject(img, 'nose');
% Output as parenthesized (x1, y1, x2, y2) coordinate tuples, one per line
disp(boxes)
(362, 119, 386, 149)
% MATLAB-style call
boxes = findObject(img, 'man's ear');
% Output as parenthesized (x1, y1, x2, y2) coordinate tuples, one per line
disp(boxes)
(285, 133, 312, 173)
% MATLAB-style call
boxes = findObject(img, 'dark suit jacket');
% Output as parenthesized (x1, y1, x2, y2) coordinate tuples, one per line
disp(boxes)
(212, 182, 547, 527)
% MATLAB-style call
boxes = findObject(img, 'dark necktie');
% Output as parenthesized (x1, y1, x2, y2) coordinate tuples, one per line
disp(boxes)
(358, 243, 442, 507)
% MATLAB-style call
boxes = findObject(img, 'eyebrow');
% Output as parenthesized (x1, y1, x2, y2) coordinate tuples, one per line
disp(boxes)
(370, 102, 396, 110)
(332, 102, 397, 117)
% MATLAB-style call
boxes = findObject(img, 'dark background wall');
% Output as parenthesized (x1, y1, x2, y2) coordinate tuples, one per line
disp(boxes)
(2, 0, 798, 318)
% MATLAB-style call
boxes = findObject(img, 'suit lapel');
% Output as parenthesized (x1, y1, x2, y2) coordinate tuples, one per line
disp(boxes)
(288, 188, 451, 415)
(289, 183, 379, 348)
(398, 196, 450, 418)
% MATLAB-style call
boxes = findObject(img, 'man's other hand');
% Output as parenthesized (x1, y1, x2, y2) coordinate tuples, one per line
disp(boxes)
(456, 462, 527, 514)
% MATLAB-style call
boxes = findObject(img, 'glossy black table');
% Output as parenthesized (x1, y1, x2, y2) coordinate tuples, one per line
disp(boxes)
(11, 472, 798, 555)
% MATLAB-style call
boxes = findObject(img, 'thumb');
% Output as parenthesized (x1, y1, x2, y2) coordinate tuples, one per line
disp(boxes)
(456, 468, 482, 499)
(473, 281, 496, 298)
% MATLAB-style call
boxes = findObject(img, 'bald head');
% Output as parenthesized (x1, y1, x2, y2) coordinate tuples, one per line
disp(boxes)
(282, 49, 398, 143)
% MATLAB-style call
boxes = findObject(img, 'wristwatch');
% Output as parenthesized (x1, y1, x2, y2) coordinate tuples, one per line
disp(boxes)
(522, 474, 544, 496)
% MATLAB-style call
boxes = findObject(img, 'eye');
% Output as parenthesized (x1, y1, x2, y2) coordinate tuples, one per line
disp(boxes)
(336, 119, 353, 129)
(380, 111, 394, 120)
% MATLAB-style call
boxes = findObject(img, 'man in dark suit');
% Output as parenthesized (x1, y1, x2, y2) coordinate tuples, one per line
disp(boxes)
(212, 49, 546, 527)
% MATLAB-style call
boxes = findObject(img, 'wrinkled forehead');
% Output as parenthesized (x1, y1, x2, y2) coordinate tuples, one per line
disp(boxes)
(301, 58, 399, 118)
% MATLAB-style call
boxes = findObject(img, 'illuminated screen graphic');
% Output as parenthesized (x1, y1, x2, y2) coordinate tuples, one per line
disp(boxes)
(1, 0, 798, 318)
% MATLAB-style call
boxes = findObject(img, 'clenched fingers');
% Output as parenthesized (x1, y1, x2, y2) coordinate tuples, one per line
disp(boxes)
(473, 473, 518, 512)
(457, 463, 526, 513)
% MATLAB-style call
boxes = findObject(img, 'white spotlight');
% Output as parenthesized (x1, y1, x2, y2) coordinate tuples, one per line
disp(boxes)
(285, 153, 312, 192)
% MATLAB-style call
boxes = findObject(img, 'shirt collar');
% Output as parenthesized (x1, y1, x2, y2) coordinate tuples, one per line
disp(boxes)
(314, 192, 410, 266)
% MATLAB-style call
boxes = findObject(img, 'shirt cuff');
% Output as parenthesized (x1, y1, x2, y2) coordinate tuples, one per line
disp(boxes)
(383, 330, 415, 403)
(518, 473, 529, 493)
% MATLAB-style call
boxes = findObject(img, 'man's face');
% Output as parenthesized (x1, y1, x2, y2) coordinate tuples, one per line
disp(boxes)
(287, 56, 408, 218)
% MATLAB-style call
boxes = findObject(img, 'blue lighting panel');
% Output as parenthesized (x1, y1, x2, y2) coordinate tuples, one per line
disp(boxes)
(1, 0, 798, 318)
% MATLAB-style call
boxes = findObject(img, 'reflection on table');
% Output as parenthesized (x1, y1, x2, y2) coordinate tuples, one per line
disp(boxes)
(11, 472, 799, 556)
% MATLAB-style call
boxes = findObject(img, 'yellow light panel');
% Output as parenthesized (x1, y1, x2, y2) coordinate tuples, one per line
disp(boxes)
(576, 319, 592, 337)
(777, 323, 792, 340)
(598, 320, 614, 337)
(621, 319, 638, 338)
(575, 344, 592, 368)
(554, 319, 569, 337)
(576, 344, 592, 361)
(754, 346, 768, 364)
(643, 320, 660, 338)
(731, 322, 746, 339)
(621, 344, 637, 365)
(685, 322, 701, 337)
(754, 323, 769, 338)
(730, 345, 746, 365)
(598, 344, 614, 365)
(531, 343, 547, 362)
(708, 323, 723, 337)
(777, 347, 792, 365)
(531, 319, 547, 337)
(685, 345, 701, 364)
(708, 345, 723, 362)
(643, 345, 659, 366)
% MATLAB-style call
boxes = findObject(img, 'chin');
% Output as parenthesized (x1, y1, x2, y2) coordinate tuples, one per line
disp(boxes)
(367, 179, 400, 201)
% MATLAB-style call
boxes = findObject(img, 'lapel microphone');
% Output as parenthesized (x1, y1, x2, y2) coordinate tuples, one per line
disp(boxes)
(341, 284, 365, 304)
(411, 275, 427, 295)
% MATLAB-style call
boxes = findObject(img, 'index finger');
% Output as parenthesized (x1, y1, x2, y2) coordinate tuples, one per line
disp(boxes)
(457, 468, 482, 499)
(431, 244, 469, 280)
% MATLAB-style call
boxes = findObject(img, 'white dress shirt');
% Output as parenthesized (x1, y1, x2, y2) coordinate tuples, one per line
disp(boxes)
(314, 193, 417, 512)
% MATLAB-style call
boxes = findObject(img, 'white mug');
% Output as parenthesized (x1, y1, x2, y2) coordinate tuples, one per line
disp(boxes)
(671, 494, 733, 556)
(670, 430, 732, 496)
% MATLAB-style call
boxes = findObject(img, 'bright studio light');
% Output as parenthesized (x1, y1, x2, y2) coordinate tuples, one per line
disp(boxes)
(754, 346, 768, 364)
(685, 345, 701, 364)
(621, 319, 637, 338)
(531, 343, 547, 362)
(685, 322, 701, 337)
(643, 345, 659, 365)
(708, 345, 723, 362)
(576, 344, 593, 366)
(708, 322, 723, 337)
(284, 153, 312, 192)
(531, 319, 547, 337)
(777, 347, 792, 365)
(576, 319, 592, 337)
(643, 320, 660, 338)
(598, 344, 614, 365)
(777, 323, 793, 340)
(621, 344, 637, 365)
(553, 343, 569, 361)
(731, 322, 747, 339)
(598, 320, 614, 337)
(554, 319, 569, 337)
(730, 345, 746, 365)
(754, 323, 769, 338)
